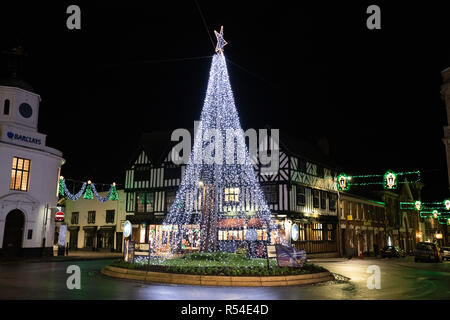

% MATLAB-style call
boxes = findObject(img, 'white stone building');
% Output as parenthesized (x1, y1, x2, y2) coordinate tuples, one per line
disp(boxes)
(63, 190, 127, 252)
(0, 72, 63, 257)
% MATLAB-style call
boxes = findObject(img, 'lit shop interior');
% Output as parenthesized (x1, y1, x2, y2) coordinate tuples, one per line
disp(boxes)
(130, 217, 287, 256)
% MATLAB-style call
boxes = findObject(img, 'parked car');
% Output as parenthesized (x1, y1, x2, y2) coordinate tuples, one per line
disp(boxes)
(380, 246, 405, 258)
(414, 242, 442, 262)
(439, 246, 450, 261)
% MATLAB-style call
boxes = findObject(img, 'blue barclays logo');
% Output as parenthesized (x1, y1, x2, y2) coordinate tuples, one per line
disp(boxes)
(6, 131, 41, 145)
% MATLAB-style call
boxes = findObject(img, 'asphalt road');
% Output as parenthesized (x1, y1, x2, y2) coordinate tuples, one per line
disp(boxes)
(0, 257, 449, 299)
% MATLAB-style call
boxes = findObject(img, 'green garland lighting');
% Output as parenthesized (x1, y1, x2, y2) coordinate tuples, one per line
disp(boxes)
(338, 170, 420, 191)
(83, 182, 94, 200)
(59, 177, 118, 202)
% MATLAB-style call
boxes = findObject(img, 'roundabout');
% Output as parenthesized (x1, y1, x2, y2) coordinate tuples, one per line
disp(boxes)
(101, 252, 334, 287)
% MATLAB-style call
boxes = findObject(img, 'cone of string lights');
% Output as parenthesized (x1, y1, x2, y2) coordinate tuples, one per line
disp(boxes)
(155, 27, 280, 259)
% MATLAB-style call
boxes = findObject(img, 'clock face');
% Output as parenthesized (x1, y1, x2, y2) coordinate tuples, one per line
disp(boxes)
(19, 103, 33, 118)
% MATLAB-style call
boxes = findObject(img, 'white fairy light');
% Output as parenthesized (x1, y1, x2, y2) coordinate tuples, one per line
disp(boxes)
(156, 49, 279, 259)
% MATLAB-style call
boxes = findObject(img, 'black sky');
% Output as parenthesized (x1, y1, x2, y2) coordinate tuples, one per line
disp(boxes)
(1, 1, 450, 200)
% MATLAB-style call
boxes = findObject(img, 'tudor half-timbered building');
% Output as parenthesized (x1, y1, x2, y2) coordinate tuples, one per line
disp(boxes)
(124, 130, 339, 256)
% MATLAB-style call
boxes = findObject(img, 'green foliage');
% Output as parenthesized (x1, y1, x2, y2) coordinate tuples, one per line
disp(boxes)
(110, 254, 327, 277)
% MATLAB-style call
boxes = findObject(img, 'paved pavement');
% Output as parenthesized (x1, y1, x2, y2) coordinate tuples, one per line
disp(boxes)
(0, 256, 449, 299)
(0, 251, 123, 264)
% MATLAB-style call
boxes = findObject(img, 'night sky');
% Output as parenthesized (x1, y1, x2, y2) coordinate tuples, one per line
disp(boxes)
(1, 1, 450, 200)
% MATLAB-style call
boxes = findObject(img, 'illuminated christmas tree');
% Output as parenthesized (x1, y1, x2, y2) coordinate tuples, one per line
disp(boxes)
(158, 27, 279, 257)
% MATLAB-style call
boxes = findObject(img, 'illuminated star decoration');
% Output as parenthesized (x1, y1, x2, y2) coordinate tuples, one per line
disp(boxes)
(214, 25, 228, 54)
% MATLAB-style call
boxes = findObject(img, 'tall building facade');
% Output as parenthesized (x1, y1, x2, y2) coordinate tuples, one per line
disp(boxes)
(0, 48, 63, 257)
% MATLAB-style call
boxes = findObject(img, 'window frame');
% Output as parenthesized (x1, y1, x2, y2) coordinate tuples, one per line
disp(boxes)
(88, 211, 96, 224)
(261, 184, 278, 205)
(106, 210, 115, 223)
(296, 185, 306, 206)
(10, 157, 31, 192)
(71, 212, 79, 224)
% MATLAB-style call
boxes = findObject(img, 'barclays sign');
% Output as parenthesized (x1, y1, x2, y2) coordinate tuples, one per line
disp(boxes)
(6, 131, 42, 145)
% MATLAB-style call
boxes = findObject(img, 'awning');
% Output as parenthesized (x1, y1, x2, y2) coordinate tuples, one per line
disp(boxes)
(67, 226, 80, 231)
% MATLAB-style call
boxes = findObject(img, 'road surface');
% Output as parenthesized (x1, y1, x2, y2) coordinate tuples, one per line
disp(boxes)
(0, 257, 449, 299)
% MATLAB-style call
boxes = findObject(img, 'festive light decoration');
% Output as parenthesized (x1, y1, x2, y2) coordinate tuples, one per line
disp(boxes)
(444, 199, 450, 210)
(336, 170, 420, 191)
(337, 173, 350, 191)
(59, 177, 118, 202)
(433, 210, 439, 219)
(383, 170, 397, 190)
(214, 25, 227, 54)
(109, 183, 119, 201)
(156, 44, 280, 258)
(415, 201, 422, 211)
(83, 181, 94, 200)
(58, 176, 65, 196)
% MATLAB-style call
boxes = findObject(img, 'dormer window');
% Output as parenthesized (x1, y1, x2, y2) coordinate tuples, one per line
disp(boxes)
(224, 187, 239, 203)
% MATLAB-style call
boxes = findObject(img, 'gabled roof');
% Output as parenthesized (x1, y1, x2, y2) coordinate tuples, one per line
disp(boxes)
(127, 128, 338, 170)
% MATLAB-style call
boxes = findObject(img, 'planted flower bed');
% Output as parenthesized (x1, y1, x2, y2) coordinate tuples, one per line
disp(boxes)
(110, 252, 327, 277)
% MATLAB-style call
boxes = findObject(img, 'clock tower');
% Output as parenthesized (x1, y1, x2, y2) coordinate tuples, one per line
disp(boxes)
(0, 47, 46, 148)
(0, 46, 63, 257)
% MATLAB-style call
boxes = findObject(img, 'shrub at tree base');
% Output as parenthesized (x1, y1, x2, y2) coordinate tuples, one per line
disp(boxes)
(110, 252, 327, 277)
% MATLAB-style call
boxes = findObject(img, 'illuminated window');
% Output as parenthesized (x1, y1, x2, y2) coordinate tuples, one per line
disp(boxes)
(10, 157, 31, 191)
(224, 187, 239, 203)
(137, 192, 155, 212)
(326, 224, 335, 241)
(311, 223, 323, 241)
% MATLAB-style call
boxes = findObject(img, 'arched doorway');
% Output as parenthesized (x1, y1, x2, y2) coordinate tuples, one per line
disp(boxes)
(2, 210, 25, 256)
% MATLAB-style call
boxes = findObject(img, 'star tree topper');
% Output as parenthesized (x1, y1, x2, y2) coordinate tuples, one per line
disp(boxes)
(214, 25, 228, 54)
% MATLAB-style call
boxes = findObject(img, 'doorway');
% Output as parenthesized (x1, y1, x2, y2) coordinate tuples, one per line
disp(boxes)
(2, 210, 25, 256)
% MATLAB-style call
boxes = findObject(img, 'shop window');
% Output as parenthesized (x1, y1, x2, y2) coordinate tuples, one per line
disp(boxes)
(296, 186, 306, 206)
(224, 187, 240, 203)
(10, 157, 31, 191)
(88, 211, 96, 224)
(312, 189, 320, 208)
(326, 224, 335, 241)
(298, 224, 306, 241)
(311, 223, 323, 241)
(106, 210, 115, 223)
(71, 212, 79, 224)
(261, 185, 278, 204)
